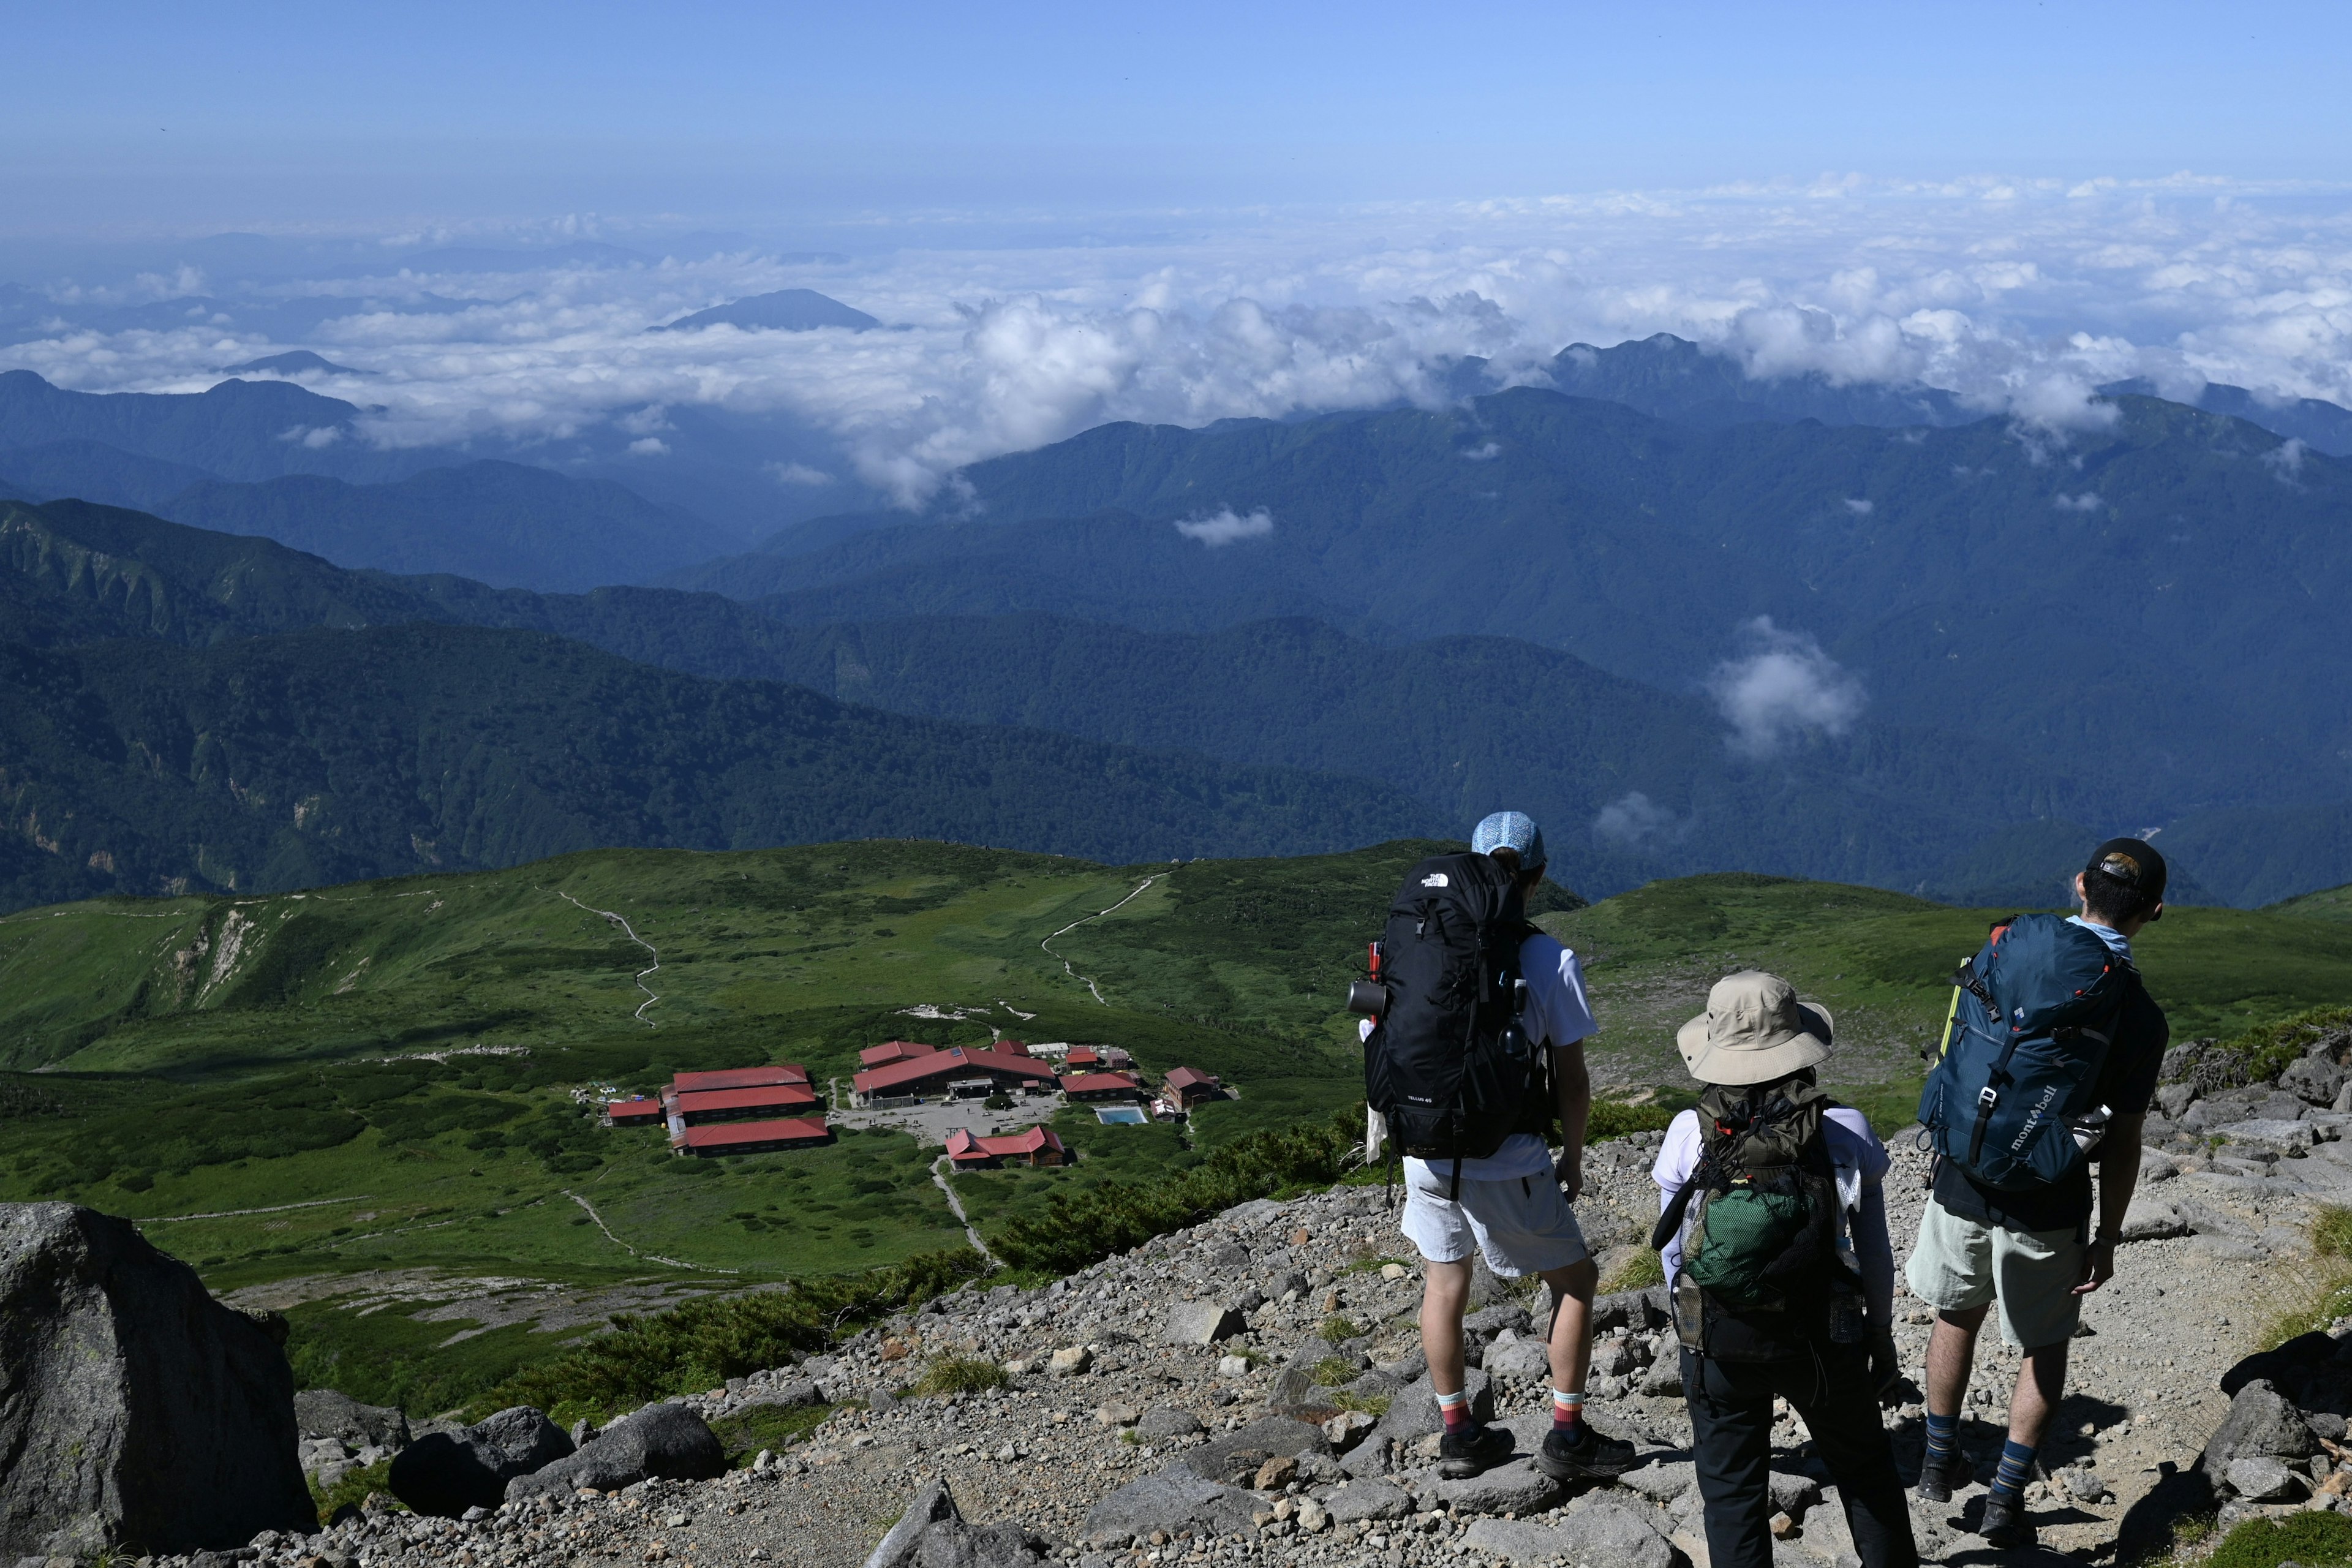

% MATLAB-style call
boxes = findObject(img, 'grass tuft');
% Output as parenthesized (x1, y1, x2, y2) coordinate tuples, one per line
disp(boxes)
(1319, 1314, 1362, 1343)
(1330, 1390, 1392, 1417)
(1310, 1357, 1358, 1387)
(913, 1356, 1009, 1397)
(710, 1401, 833, 1466)
(1601, 1248, 1666, 1294)
(308, 1457, 401, 1525)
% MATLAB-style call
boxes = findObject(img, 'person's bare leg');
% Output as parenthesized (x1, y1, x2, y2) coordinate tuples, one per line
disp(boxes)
(1924, 1305, 1989, 1419)
(1540, 1256, 1600, 1394)
(1422, 1257, 1474, 1395)
(2004, 1342, 2069, 1450)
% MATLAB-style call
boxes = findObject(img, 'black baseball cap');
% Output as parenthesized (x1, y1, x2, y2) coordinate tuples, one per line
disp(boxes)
(2086, 837, 2168, 906)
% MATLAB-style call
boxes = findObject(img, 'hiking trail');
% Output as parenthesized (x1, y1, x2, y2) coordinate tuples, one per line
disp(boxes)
(562, 1189, 733, 1273)
(930, 1157, 999, 1267)
(1039, 875, 1159, 1005)
(558, 889, 662, 1025)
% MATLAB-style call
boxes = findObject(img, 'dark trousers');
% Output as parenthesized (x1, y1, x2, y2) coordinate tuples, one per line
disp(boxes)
(1682, 1345, 1918, 1568)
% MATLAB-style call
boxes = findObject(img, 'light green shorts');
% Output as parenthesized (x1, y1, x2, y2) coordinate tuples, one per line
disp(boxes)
(1904, 1195, 2084, 1349)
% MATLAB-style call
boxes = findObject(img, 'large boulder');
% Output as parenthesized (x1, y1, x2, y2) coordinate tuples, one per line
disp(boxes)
(1084, 1463, 1261, 1544)
(0, 1204, 316, 1558)
(294, 1389, 410, 1450)
(1464, 1498, 1679, 1568)
(387, 1406, 572, 1517)
(1179, 1415, 1330, 1485)
(2199, 1379, 2320, 1485)
(866, 1479, 1052, 1568)
(506, 1403, 726, 1502)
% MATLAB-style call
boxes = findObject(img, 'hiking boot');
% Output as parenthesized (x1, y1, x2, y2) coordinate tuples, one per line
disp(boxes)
(1915, 1445, 1968, 1502)
(1978, 1491, 2034, 1548)
(1534, 1424, 1640, 1481)
(1436, 1423, 1516, 1479)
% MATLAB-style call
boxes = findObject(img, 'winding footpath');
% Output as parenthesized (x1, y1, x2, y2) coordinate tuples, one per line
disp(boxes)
(1038, 875, 1159, 1005)
(930, 1156, 1000, 1266)
(557, 890, 662, 1025)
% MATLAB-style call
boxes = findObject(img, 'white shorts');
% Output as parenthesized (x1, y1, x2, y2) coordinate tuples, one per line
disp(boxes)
(1400, 1163, 1590, 1277)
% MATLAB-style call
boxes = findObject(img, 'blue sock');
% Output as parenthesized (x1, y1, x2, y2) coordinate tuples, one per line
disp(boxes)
(1923, 1411, 1959, 1463)
(1990, 1439, 2037, 1502)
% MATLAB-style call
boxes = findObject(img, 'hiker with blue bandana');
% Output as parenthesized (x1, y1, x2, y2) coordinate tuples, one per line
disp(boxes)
(1651, 971, 1918, 1568)
(1907, 838, 2169, 1547)
(1359, 811, 1638, 1484)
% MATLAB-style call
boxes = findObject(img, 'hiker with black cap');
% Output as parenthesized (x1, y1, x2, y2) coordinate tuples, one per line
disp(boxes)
(1359, 811, 1638, 1484)
(1651, 971, 1917, 1568)
(1907, 837, 2171, 1547)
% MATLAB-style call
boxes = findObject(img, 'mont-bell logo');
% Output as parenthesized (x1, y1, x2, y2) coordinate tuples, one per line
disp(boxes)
(1421, 873, 1449, 888)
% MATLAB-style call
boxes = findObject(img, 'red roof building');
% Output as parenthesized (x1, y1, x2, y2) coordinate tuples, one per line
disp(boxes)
(859, 1041, 932, 1067)
(944, 1125, 1068, 1170)
(672, 1117, 832, 1157)
(1065, 1046, 1102, 1069)
(669, 1064, 812, 1095)
(608, 1097, 665, 1126)
(672, 1084, 822, 1125)
(1162, 1066, 1224, 1107)
(851, 1043, 1060, 1106)
(1059, 1071, 1145, 1102)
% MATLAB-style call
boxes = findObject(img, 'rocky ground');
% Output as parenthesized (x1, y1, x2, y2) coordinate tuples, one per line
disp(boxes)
(125, 1020, 2352, 1568)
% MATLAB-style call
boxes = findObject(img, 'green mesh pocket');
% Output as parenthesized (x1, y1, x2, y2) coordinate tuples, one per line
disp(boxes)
(1686, 1187, 1812, 1307)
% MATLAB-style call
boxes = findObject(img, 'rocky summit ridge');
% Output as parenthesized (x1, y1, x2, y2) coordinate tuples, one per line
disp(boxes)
(21, 1016, 2352, 1567)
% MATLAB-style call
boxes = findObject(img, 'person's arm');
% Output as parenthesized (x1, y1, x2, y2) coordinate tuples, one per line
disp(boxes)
(1854, 1181, 1895, 1331)
(1552, 1038, 1591, 1200)
(2078, 1110, 2145, 1294)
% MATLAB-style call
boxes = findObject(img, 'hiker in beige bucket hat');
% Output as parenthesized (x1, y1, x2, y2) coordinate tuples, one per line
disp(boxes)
(1675, 970, 1836, 1085)
(1651, 972, 1915, 1568)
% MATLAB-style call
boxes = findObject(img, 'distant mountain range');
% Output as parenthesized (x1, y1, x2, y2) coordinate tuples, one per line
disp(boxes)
(0, 497, 1439, 910)
(650, 289, 879, 333)
(224, 350, 371, 377)
(4, 494, 2333, 910)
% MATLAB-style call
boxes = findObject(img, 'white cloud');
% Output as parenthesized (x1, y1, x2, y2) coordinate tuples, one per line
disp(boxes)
(1462, 442, 1501, 461)
(625, 436, 669, 456)
(1593, 792, 1683, 847)
(2263, 437, 2308, 481)
(1707, 617, 1867, 757)
(11, 176, 2352, 511)
(1172, 507, 1273, 546)
(766, 461, 834, 486)
(1844, 497, 1874, 514)
(2051, 491, 2103, 511)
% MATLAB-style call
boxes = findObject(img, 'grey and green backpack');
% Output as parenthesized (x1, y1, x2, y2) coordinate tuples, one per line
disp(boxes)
(1650, 1080, 1868, 1360)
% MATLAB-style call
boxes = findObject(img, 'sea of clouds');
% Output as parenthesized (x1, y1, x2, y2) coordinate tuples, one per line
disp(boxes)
(6, 172, 2350, 511)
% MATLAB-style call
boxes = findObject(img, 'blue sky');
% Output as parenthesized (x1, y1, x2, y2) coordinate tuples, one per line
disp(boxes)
(9, 1, 2351, 225)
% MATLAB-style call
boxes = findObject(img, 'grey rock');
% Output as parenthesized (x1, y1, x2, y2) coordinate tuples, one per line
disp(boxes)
(2201, 1379, 2322, 1484)
(1468, 1256, 1511, 1309)
(1163, 1300, 1245, 1346)
(1180, 1415, 1329, 1485)
(1593, 1285, 1673, 1333)
(767, 1379, 823, 1409)
(293, 1390, 410, 1450)
(505, 1403, 725, 1502)
(389, 1408, 571, 1519)
(1483, 1338, 1553, 1379)
(1324, 1479, 1414, 1524)
(1464, 1302, 1531, 1344)
(1439, 1458, 1565, 1515)
(0, 1203, 315, 1558)
(2062, 1468, 2111, 1503)
(866, 1478, 1051, 1568)
(1642, 1353, 1686, 1396)
(1463, 1499, 1678, 1568)
(2217, 1120, 2318, 1152)
(2227, 1457, 2305, 1502)
(1621, 1461, 1697, 1502)
(2120, 1196, 2190, 1242)
(1264, 1366, 1317, 1409)
(2284, 1058, 2348, 1107)
(1083, 1463, 1261, 1542)
(2155, 1082, 2196, 1119)
(1770, 1470, 1823, 1515)
(1136, 1407, 1205, 1442)
(2136, 1148, 2180, 1182)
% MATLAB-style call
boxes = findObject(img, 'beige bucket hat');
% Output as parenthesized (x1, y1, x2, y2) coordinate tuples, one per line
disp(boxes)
(1676, 970, 1835, 1085)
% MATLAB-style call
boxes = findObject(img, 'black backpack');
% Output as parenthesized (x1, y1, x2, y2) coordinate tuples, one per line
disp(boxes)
(1651, 1080, 1868, 1360)
(1361, 851, 1544, 1195)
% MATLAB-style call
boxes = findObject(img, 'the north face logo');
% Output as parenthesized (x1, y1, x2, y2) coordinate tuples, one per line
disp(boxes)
(1421, 873, 1449, 887)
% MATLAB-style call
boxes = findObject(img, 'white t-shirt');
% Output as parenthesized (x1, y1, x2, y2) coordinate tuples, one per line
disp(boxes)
(1650, 1105, 1890, 1278)
(1375, 932, 1597, 1185)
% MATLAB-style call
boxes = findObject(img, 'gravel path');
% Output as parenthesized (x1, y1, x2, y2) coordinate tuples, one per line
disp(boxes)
(230, 1112, 2352, 1568)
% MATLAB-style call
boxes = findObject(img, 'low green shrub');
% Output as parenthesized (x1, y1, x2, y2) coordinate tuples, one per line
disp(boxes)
(472, 1246, 988, 1420)
(2209, 1006, 2352, 1091)
(2204, 1509, 2352, 1568)
(1330, 1390, 1391, 1417)
(1587, 1100, 1679, 1140)
(1310, 1357, 1357, 1387)
(308, 1457, 399, 1524)
(992, 1111, 1360, 1275)
(1319, 1314, 1362, 1343)
(1601, 1248, 1666, 1293)
(709, 1401, 833, 1466)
